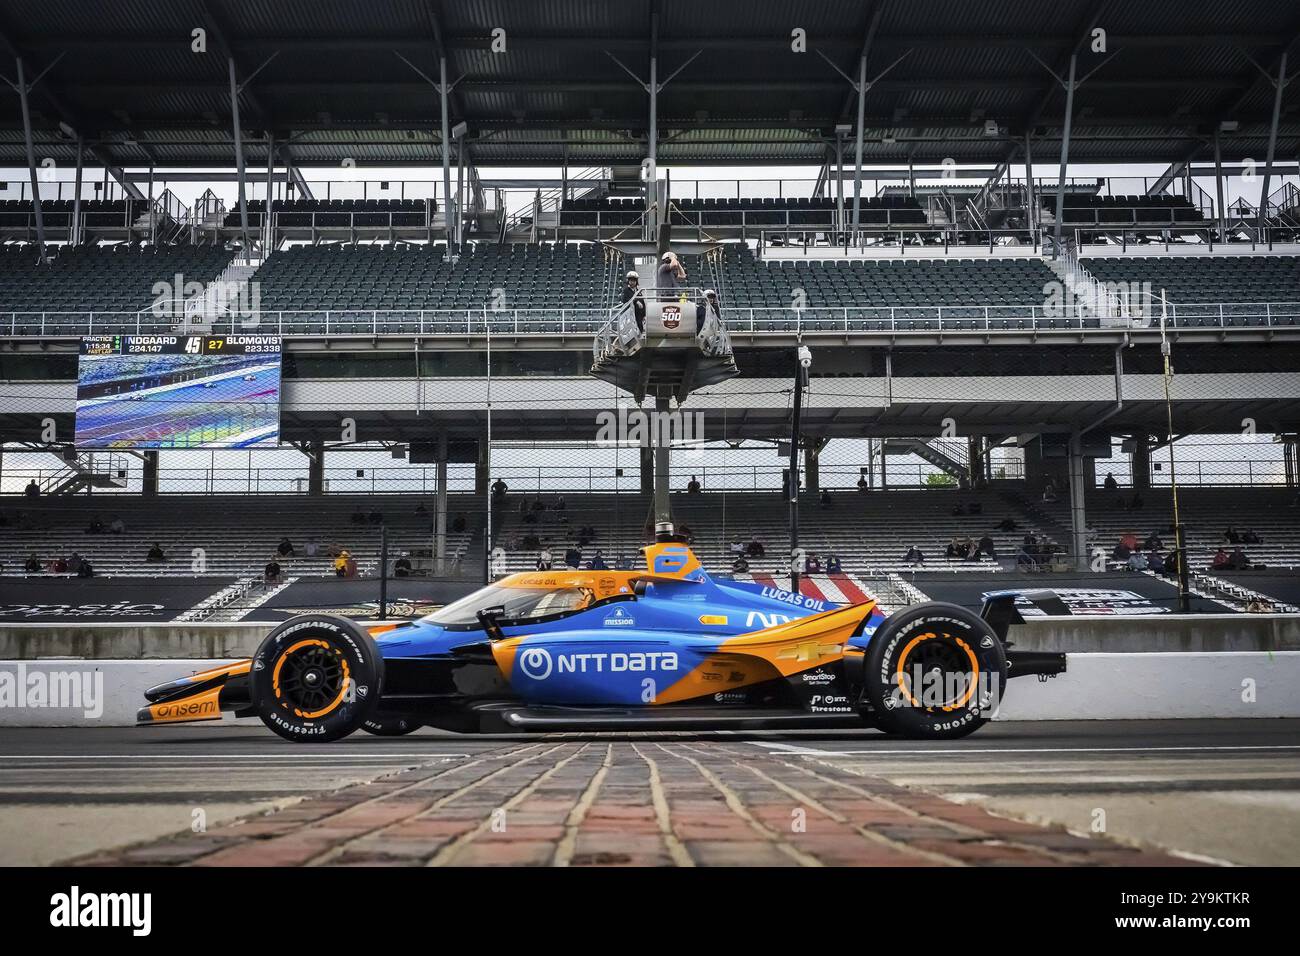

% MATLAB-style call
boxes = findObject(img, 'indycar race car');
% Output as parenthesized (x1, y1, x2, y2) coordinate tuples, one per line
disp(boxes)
(138, 536, 1066, 742)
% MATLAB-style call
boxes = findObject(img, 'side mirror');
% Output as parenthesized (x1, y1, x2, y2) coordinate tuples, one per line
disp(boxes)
(476, 605, 507, 641)
(633, 580, 649, 597)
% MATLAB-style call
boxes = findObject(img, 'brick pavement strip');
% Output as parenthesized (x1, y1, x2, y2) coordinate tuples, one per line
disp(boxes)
(64, 741, 1206, 867)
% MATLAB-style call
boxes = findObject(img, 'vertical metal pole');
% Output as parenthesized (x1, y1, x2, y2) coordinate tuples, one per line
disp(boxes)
(1213, 128, 1227, 238)
(265, 131, 276, 253)
(1051, 54, 1077, 259)
(435, 431, 448, 574)
(378, 524, 389, 620)
(851, 55, 866, 233)
(1253, 51, 1284, 239)
(653, 394, 672, 526)
(147, 164, 155, 244)
(16, 59, 48, 260)
(789, 351, 805, 593)
(457, 136, 466, 243)
(1023, 134, 1037, 234)
(71, 135, 84, 246)
(648, 55, 658, 167)
(439, 57, 453, 247)
(228, 57, 250, 251)
(1068, 430, 1088, 571)
(834, 133, 845, 234)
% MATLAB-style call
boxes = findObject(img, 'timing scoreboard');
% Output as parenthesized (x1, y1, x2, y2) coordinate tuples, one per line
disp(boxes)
(74, 334, 283, 449)
(79, 334, 282, 357)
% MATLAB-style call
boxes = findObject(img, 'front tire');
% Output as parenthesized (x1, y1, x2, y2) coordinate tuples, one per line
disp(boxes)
(362, 714, 421, 736)
(250, 615, 383, 743)
(861, 602, 1006, 740)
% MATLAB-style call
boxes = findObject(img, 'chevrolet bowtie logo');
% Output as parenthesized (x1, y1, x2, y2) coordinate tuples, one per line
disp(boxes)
(777, 642, 843, 662)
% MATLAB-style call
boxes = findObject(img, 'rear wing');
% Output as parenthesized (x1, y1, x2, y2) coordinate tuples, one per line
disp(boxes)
(980, 590, 1068, 682)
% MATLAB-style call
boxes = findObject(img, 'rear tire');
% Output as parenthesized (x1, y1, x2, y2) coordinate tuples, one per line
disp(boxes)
(861, 602, 1006, 740)
(250, 615, 383, 743)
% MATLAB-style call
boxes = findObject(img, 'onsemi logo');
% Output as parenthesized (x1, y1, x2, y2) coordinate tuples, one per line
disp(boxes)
(0, 665, 104, 719)
(49, 886, 151, 936)
(516, 647, 678, 680)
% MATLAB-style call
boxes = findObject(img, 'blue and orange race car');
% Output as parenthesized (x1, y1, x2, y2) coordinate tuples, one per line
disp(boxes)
(137, 535, 1065, 741)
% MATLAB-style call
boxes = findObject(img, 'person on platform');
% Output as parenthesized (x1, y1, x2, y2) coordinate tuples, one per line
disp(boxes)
(903, 545, 925, 567)
(656, 251, 687, 299)
(687, 475, 702, 494)
(621, 271, 647, 333)
(1103, 472, 1119, 491)
(334, 550, 350, 577)
(76, 559, 94, 579)
(490, 477, 508, 500)
(146, 542, 166, 562)
(264, 557, 282, 584)
(394, 553, 413, 577)
(536, 546, 553, 571)
(24, 553, 41, 573)
(825, 552, 843, 574)
(277, 536, 295, 558)
(24, 479, 39, 497)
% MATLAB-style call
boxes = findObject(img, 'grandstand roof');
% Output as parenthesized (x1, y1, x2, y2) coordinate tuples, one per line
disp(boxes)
(0, 0, 1298, 169)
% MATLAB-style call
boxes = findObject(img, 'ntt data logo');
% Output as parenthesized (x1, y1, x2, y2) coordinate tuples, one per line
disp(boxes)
(519, 647, 553, 680)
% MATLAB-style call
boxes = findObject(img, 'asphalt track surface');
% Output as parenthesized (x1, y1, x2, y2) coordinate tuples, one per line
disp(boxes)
(2, 719, 1297, 866)
(74, 366, 278, 447)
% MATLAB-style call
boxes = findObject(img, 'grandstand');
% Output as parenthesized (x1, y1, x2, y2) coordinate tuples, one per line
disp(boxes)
(1, 0, 1299, 625)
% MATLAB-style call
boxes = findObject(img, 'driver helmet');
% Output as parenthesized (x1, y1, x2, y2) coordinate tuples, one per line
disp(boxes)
(626, 271, 639, 281)
(704, 288, 717, 298)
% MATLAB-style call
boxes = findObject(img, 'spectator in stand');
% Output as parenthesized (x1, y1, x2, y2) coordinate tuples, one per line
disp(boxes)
(1241, 528, 1262, 545)
(997, 517, 1019, 532)
(1112, 537, 1133, 561)
(1127, 551, 1147, 572)
(491, 477, 508, 501)
(451, 513, 467, 534)
(804, 552, 822, 574)
(76, 559, 94, 579)
(615, 554, 633, 571)
(820, 489, 833, 509)
(24, 553, 41, 573)
(367, 508, 382, 526)
(1165, 549, 1181, 577)
(730, 539, 745, 555)
(1223, 526, 1240, 544)
(146, 542, 166, 562)
(1103, 472, 1119, 491)
(1042, 481, 1057, 503)
(621, 271, 647, 333)
(857, 474, 870, 493)
(264, 557, 282, 584)
(687, 475, 702, 494)
(1211, 548, 1230, 571)
(977, 533, 997, 560)
(1143, 531, 1164, 551)
(67, 553, 83, 575)
(554, 495, 566, 512)
(85, 516, 105, 535)
(521, 532, 541, 551)
(24, 478, 39, 497)
(732, 554, 750, 574)
(334, 551, 350, 577)
(536, 546, 553, 571)
(963, 539, 980, 562)
(945, 536, 963, 559)
(277, 536, 295, 558)
(1146, 550, 1166, 574)
(49, 556, 69, 574)
(1228, 547, 1250, 570)
(1016, 544, 1036, 568)
(350, 508, 366, 525)
(746, 535, 765, 558)
(903, 546, 925, 567)
(109, 515, 125, 534)
(590, 550, 608, 571)
(825, 552, 843, 574)
(394, 553, 412, 577)
(564, 546, 582, 569)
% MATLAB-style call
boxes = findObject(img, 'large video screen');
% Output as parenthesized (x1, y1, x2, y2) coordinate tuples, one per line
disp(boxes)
(75, 334, 282, 449)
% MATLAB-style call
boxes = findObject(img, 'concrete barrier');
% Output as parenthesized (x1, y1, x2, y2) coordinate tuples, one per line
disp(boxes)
(2, 652, 1297, 726)
(1009, 613, 1300, 653)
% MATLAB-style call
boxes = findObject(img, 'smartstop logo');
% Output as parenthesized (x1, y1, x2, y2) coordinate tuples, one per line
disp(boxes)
(49, 886, 151, 936)
(0, 664, 104, 719)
